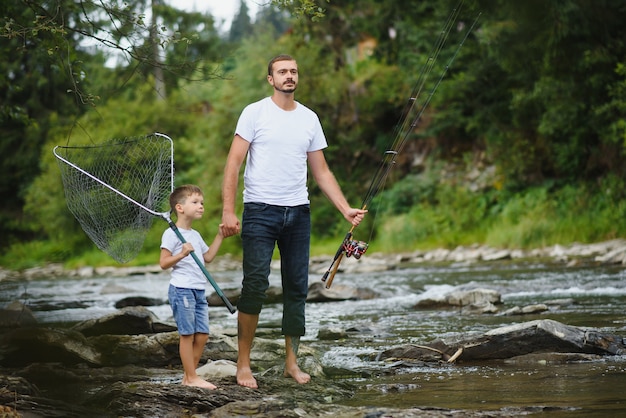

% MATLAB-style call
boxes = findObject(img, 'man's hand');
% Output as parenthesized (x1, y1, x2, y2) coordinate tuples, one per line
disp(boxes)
(345, 208, 368, 227)
(221, 212, 241, 237)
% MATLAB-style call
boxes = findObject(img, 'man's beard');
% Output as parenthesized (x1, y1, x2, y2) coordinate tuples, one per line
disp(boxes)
(275, 82, 297, 94)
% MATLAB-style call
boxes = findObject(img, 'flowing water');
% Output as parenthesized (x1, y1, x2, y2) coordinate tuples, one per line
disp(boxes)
(2, 260, 626, 416)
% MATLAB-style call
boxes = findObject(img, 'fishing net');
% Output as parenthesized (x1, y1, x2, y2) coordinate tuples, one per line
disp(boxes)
(53, 133, 174, 263)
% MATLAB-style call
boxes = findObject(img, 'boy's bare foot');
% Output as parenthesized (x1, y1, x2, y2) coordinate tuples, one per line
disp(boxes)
(237, 366, 258, 388)
(284, 365, 311, 384)
(182, 376, 217, 390)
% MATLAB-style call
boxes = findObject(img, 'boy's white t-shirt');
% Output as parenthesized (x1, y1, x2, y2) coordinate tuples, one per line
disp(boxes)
(235, 97, 328, 206)
(160, 227, 209, 290)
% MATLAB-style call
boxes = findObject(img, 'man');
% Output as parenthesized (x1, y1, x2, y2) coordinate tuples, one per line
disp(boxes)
(221, 54, 367, 389)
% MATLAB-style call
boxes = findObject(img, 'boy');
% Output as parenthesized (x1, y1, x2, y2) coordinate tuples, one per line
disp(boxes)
(160, 184, 225, 389)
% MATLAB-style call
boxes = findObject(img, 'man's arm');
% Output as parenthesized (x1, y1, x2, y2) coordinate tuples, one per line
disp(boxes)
(308, 150, 367, 227)
(221, 134, 249, 237)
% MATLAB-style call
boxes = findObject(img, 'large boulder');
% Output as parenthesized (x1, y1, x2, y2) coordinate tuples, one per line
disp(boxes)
(0, 301, 37, 328)
(72, 306, 176, 336)
(0, 327, 102, 367)
(379, 319, 626, 364)
(307, 282, 379, 302)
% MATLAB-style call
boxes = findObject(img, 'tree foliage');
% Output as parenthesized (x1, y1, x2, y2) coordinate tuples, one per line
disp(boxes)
(2, 0, 626, 267)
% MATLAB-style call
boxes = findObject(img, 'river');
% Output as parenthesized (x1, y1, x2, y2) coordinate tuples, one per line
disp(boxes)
(1, 259, 625, 416)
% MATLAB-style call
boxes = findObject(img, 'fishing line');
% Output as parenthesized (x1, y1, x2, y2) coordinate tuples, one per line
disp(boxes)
(363, 3, 481, 211)
(322, 1, 481, 288)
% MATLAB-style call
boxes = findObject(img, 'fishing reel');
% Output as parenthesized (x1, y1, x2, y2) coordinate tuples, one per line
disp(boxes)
(342, 238, 369, 259)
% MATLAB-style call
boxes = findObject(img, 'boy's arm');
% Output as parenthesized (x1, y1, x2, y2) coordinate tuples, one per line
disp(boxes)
(159, 243, 193, 270)
(203, 224, 226, 264)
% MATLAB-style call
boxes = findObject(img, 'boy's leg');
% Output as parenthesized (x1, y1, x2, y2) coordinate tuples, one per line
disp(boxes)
(170, 285, 215, 389)
(180, 334, 216, 389)
(192, 332, 209, 367)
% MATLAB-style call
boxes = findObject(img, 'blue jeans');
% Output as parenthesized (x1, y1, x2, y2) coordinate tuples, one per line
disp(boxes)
(168, 285, 209, 336)
(239, 202, 311, 336)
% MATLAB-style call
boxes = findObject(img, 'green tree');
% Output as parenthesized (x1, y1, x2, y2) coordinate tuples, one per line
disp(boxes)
(0, 0, 225, 251)
(433, 0, 626, 187)
(229, 1, 253, 42)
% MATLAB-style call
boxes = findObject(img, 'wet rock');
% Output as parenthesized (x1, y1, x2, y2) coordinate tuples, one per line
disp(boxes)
(307, 281, 379, 302)
(462, 301, 500, 314)
(88, 331, 180, 367)
(309, 252, 395, 275)
(413, 298, 451, 309)
(27, 300, 90, 311)
(0, 374, 39, 396)
(482, 249, 512, 261)
(201, 332, 239, 362)
(0, 301, 37, 328)
(114, 296, 164, 308)
(88, 380, 262, 417)
(318, 327, 348, 340)
(378, 344, 448, 363)
(94, 265, 163, 277)
(0, 373, 97, 417)
(86, 374, 360, 418)
(544, 298, 576, 306)
(72, 306, 176, 336)
(433, 319, 626, 361)
(197, 359, 238, 378)
(20, 263, 66, 279)
(595, 244, 626, 264)
(414, 286, 501, 312)
(0, 327, 101, 367)
(208, 285, 283, 307)
(503, 303, 550, 316)
(208, 287, 241, 307)
(445, 288, 501, 306)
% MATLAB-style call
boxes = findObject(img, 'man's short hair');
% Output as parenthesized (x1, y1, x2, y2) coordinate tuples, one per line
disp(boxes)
(268, 54, 295, 76)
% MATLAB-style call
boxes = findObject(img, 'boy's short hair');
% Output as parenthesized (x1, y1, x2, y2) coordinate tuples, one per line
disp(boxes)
(169, 184, 203, 212)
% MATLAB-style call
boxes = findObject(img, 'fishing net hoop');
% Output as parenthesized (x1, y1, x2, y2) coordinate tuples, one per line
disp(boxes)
(53, 132, 174, 263)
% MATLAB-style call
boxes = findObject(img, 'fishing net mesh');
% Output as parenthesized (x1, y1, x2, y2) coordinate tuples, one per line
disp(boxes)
(54, 133, 173, 263)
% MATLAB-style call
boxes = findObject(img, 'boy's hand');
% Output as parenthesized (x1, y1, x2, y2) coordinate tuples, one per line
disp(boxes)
(181, 242, 194, 256)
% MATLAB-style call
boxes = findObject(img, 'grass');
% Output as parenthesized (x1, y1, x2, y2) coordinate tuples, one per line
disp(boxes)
(3, 178, 626, 271)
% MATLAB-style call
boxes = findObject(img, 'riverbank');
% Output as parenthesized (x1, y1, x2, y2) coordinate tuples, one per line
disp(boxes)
(3, 238, 626, 281)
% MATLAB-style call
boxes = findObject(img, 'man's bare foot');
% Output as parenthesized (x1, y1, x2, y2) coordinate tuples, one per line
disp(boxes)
(237, 367, 258, 389)
(182, 376, 217, 390)
(284, 365, 311, 384)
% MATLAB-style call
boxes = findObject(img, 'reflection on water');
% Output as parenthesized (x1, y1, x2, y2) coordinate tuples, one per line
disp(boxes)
(342, 359, 626, 417)
(1, 261, 625, 415)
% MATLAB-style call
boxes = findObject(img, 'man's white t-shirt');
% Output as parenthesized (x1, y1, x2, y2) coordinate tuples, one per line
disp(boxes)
(235, 97, 328, 206)
(160, 227, 209, 290)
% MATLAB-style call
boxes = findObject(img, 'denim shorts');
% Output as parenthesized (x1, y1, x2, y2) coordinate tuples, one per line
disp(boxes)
(168, 285, 209, 336)
(239, 202, 311, 336)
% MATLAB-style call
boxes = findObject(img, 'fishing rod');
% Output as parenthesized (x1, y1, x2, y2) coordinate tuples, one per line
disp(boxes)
(321, 2, 481, 288)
